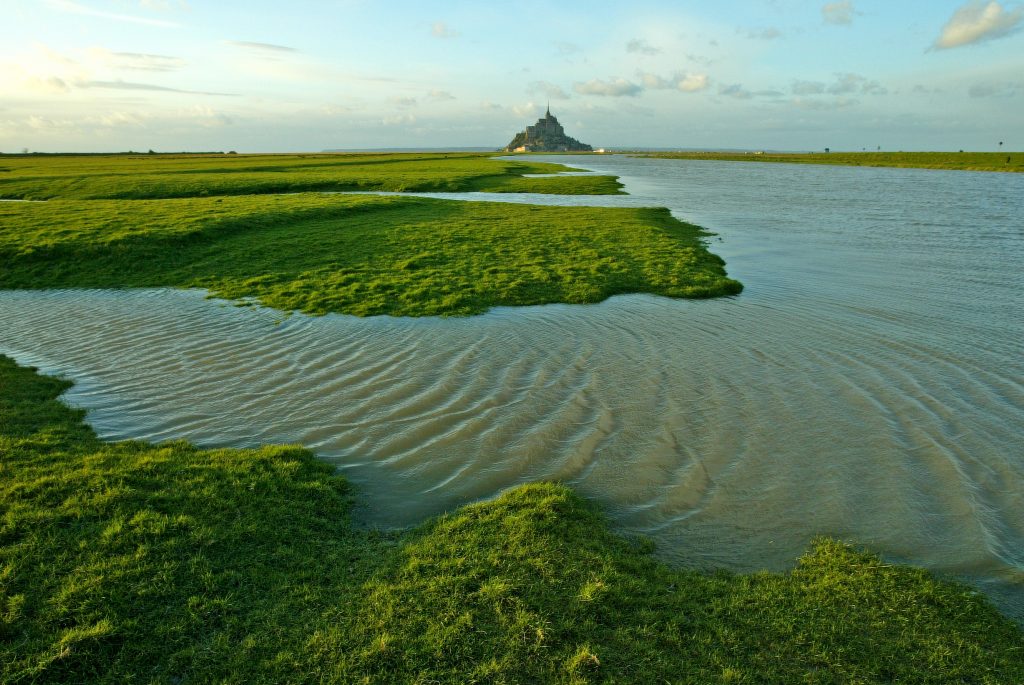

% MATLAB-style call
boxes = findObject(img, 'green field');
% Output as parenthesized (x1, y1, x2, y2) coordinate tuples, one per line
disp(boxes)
(639, 150, 1024, 173)
(0, 153, 740, 316)
(0, 152, 623, 199)
(3, 356, 1023, 684)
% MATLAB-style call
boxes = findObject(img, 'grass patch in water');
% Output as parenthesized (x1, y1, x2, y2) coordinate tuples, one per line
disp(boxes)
(0, 152, 623, 200)
(2, 356, 1023, 682)
(638, 150, 1024, 173)
(0, 193, 741, 316)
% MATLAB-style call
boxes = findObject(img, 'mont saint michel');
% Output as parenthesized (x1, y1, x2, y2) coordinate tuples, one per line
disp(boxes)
(503, 106, 593, 152)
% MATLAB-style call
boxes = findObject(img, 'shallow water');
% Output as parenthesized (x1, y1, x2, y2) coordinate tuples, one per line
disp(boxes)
(2, 156, 1022, 618)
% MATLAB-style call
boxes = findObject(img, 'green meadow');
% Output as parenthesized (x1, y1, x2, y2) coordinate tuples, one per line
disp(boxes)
(640, 150, 1024, 173)
(0, 153, 739, 316)
(3, 356, 1023, 684)
(0, 152, 623, 199)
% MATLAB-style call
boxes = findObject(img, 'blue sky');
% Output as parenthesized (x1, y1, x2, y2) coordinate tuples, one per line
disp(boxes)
(3, 0, 1022, 152)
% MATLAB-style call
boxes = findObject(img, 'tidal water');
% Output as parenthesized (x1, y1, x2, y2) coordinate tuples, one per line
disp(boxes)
(2, 156, 1022, 618)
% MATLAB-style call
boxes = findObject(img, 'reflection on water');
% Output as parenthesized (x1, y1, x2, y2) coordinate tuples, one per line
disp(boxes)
(1, 156, 1022, 619)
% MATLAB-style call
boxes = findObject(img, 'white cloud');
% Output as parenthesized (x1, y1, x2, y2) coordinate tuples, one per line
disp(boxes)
(431, 22, 459, 39)
(626, 38, 661, 55)
(88, 48, 185, 72)
(677, 73, 709, 92)
(427, 90, 456, 101)
(638, 72, 709, 93)
(933, 1, 1023, 49)
(23, 76, 72, 94)
(226, 41, 298, 54)
(390, 97, 417, 107)
(80, 80, 237, 96)
(822, 1, 856, 25)
(99, 111, 146, 127)
(639, 73, 670, 89)
(573, 78, 643, 97)
(529, 81, 571, 100)
(512, 102, 541, 117)
(45, 0, 180, 27)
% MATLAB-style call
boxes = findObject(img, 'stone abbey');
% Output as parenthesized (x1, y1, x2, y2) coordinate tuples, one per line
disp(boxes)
(503, 106, 593, 152)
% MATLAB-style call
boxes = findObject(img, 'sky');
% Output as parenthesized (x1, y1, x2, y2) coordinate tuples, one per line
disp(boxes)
(2, 0, 1023, 152)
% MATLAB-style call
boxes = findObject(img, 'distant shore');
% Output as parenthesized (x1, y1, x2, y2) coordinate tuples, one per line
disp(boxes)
(634, 150, 1023, 173)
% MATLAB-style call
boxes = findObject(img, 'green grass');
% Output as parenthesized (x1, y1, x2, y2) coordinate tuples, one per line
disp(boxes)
(639, 150, 1024, 173)
(0, 193, 741, 316)
(0, 152, 623, 200)
(3, 356, 1023, 683)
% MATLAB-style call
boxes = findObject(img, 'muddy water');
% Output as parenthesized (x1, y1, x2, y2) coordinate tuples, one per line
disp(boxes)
(1, 156, 1022, 618)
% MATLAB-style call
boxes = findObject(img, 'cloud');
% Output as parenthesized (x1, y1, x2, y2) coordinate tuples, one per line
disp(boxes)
(822, 1, 856, 25)
(744, 27, 783, 40)
(99, 111, 145, 127)
(390, 96, 417, 107)
(687, 53, 715, 67)
(45, 0, 180, 27)
(828, 72, 887, 95)
(626, 38, 661, 55)
(554, 41, 581, 55)
(512, 102, 541, 117)
(968, 81, 1024, 97)
(573, 78, 643, 97)
(719, 83, 753, 99)
(638, 72, 710, 92)
(381, 113, 416, 126)
(529, 80, 571, 100)
(718, 83, 783, 99)
(791, 96, 858, 110)
(22, 76, 72, 94)
(227, 41, 298, 53)
(80, 80, 238, 96)
(426, 89, 455, 101)
(431, 22, 459, 39)
(677, 73, 710, 92)
(932, 1, 1023, 49)
(89, 48, 186, 72)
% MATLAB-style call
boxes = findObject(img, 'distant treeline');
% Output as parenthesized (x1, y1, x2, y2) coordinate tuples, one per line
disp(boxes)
(0, 151, 233, 157)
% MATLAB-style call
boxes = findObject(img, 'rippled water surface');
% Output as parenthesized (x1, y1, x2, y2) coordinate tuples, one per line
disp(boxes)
(2, 156, 1022, 618)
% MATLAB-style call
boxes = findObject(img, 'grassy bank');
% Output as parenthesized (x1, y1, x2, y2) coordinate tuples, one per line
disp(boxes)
(0, 193, 741, 316)
(0, 152, 623, 200)
(639, 151, 1024, 173)
(3, 356, 1023, 683)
